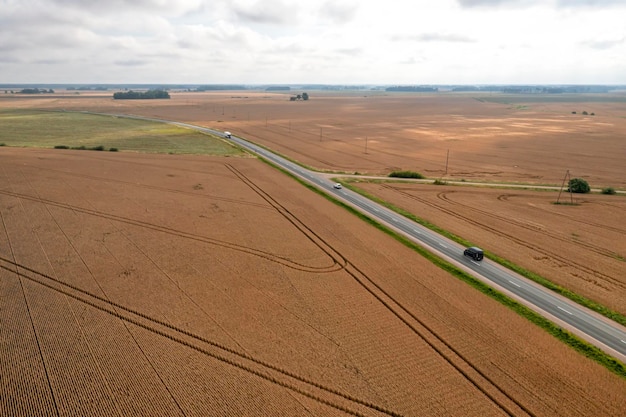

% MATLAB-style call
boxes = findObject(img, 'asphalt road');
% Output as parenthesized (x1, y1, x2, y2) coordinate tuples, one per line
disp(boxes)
(155, 119, 626, 362)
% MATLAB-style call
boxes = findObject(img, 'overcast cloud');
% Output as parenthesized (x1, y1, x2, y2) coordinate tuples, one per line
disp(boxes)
(1, 0, 624, 84)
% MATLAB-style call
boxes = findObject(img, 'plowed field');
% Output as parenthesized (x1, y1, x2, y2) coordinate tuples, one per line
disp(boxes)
(357, 183, 626, 315)
(1, 148, 625, 416)
(5, 90, 625, 188)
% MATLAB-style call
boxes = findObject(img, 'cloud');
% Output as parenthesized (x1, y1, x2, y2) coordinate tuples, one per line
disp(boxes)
(457, 0, 626, 7)
(317, 1, 359, 24)
(231, 0, 300, 24)
(456, 0, 536, 7)
(555, 0, 626, 6)
(393, 33, 474, 43)
(1, 0, 625, 84)
(48, 0, 206, 15)
(114, 59, 149, 67)
(333, 47, 363, 57)
(580, 38, 625, 50)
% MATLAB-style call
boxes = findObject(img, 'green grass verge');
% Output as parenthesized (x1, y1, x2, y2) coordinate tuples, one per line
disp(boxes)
(345, 181, 626, 328)
(255, 157, 626, 377)
(0, 109, 245, 156)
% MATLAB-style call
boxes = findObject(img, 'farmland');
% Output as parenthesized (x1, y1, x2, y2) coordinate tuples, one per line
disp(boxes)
(1, 91, 626, 416)
(9, 89, 624, 188)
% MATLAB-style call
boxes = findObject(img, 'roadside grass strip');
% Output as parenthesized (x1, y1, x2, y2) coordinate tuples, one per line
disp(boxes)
(257, 157, 626, 379)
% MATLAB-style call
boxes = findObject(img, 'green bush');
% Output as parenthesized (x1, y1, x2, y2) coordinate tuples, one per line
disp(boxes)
(389, 170, 424, 179)
(54, 145, 70, 149)
(109, 147, 119, 152)
(568, 178, 590, 193)
(601, 187, 616, 195)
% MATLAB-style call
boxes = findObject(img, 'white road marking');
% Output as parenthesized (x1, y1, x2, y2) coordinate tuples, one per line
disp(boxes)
(557, 306, 573, 315)
(508, 280, 521, 288)
(373, 208, 379, 212)
(621, 340, 626, 345)
(470, 260, 481, 266)
(392, 218, 398, 222)
(439, 243, 447, 248)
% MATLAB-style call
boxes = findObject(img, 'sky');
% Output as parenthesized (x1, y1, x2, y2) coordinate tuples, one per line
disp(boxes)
(1, 0, 625, 85)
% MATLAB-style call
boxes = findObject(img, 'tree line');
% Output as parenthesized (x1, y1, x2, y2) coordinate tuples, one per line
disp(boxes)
(18, 88, 55, 94)
(113, 90, 170, 100)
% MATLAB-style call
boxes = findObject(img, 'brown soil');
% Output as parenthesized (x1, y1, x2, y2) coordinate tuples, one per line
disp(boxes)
(5, 90, 625, 188)
(357, 182, 626, 316)
(1, 147, 625, 416)
(2, 92, 626, 416)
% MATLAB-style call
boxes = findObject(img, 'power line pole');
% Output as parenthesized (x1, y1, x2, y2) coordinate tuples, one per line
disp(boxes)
(557, 169, 572, 204)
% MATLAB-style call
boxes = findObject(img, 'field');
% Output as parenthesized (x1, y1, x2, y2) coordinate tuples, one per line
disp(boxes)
(355, 182, 626, 316)
(6, 90, 625, 188)
(1, 91, 626, 416)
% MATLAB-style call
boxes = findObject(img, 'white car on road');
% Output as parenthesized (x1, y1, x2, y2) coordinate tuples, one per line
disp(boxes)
(333, 183, 342, 189)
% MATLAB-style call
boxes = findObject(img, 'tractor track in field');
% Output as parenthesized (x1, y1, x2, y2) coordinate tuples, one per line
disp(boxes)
(496, 193, 626, 235)
(0, 188, 342, 274)
(0, 256, 396, 417)
(439, 190, 622, 262)
(1, 157, 539, 416)
(242, 130, 350, 170)
(228, 164, 536, 417)
(17, 163, 274, 211)
(381, 184, 624, 291)
(240, 123, 434, 168)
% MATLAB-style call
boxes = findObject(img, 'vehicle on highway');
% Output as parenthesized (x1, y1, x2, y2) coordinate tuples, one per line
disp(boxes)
(463, 246, 484, 261)
(333, 183, 342, 189)
(224, 131, 232, 138)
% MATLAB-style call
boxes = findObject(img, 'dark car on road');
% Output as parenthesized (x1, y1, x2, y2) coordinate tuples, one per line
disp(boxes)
(464, 246, 484, 261)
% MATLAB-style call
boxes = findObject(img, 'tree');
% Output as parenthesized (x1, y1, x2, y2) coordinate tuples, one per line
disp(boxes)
(568, 178, 590, 193)
(302, 92, 309, 100)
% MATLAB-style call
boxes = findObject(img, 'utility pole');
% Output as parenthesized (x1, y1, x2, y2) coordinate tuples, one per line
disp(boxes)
(365, 136, 368, 154)
(445, 149, 449, 175)
(557, 170, 572, 204)
(320, 127, 322, 142)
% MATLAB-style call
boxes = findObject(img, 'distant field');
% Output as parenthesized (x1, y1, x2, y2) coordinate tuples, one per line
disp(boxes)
(478, 93, 626, 104)
(0, 109, 244, 156)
